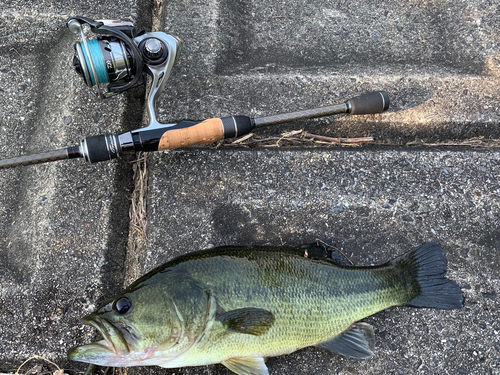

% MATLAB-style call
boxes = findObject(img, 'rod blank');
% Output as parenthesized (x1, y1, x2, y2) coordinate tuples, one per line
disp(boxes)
(253, 103, 347, 128)
(0, 149, 71, 169)
(252, 91, 389, 128)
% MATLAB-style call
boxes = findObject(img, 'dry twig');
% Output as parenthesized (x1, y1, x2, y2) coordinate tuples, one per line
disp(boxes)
(303, 132, 374, 144)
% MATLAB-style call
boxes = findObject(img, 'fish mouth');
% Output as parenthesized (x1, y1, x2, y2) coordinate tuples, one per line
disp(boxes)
(68, 314, 130, 365)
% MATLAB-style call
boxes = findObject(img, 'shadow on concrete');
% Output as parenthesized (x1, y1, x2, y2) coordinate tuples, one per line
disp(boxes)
(214, 0, 487, 76)
(387, 87, 434, 112)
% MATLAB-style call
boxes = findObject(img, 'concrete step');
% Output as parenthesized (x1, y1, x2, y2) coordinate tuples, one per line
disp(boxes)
(0, 0, 498, 374)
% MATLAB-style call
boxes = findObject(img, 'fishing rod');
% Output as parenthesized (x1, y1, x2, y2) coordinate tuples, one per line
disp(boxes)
(0, 17, 390, 169)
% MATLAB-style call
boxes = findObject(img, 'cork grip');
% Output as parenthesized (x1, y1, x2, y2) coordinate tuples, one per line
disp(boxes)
(158, 118, 224, 150)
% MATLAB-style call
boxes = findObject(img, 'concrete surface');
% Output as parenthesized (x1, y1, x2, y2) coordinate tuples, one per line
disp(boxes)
(0, 0, 149, 371)
(0, 1, 499, 375)
(141, 148, 499, 375)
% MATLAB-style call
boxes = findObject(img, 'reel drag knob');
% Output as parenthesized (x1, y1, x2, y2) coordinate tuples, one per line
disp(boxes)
(145, 38, 163, 58)
(139, 37, 168, 65)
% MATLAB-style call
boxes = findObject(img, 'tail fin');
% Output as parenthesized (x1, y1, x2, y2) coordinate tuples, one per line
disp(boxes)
(394, 243, 464, 309)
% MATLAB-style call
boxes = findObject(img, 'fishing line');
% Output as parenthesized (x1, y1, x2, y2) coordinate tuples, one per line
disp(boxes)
(78, 39, 109, 85)
(0, 21, 66, 40)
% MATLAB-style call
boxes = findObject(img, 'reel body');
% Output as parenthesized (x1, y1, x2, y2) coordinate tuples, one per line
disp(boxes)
(67, 17, 182, 119)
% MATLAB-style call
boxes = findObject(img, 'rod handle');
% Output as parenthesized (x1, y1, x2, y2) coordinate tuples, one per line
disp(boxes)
(157, 116, 252, 150)
(346, 91, 390, 115)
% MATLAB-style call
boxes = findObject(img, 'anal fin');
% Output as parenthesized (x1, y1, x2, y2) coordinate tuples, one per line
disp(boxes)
(317, 322, 375, 359)
(222, 356, 269, 375)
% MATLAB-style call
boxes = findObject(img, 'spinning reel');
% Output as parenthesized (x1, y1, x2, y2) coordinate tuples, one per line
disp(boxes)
(68, 16, 182, 127)
(0, 17, 390, 169)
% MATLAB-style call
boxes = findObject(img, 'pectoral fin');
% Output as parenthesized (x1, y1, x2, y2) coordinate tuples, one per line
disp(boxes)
(222, 356, 269, 375)
(317, 322, 375, 359)
(217, 307, 275, 336)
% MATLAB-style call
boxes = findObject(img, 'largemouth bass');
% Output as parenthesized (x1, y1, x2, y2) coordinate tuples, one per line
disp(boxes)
(68, 243, 463, 375)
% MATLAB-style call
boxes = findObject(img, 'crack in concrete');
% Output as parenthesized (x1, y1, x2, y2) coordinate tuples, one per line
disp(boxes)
(121, 1, 166, 288)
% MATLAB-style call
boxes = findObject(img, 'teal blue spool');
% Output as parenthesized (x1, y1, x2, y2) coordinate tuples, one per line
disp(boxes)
(79, 39, 109, 85)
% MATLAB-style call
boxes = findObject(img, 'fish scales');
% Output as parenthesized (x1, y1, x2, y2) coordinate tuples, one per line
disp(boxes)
(167, 248, 405, 359)
(68, 243, 464, 375)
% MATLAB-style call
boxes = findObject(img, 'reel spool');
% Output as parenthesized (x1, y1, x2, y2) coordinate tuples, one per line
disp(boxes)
(73, 33, 134, 88)
(67, 16, 182, 110)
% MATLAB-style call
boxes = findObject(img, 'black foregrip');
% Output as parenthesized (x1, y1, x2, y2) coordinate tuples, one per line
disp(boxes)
(221, 116, 253, 138)
(82, 134, 119, 163)
(346, 91, 390, 115)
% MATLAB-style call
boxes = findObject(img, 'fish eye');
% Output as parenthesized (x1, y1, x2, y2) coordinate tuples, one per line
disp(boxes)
(114, 296, 132, 315)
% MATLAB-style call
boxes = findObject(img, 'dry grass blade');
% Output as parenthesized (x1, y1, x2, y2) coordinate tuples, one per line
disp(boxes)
(123, 152, 151, 285)
(406, 137, 500, 148)
(224, 130, 374, 147)
(129, 153, 148, 241)
(223, 131, 500, 149)
(231, 133, 254, 144)
(11, 355, 66, 375)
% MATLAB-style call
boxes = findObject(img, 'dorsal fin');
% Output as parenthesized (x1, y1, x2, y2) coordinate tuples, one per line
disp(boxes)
(311, 240, 354, 266)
